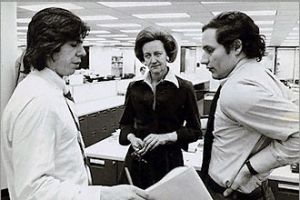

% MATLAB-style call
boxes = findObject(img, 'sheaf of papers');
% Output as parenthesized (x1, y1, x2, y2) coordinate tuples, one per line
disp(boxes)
(146, 166, 213, 200)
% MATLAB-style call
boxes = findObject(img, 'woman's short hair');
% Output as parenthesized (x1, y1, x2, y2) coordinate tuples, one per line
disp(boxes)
(202, 11, 265, 61)
(134, 26, 178, 63)
(23, 7, 90, 72)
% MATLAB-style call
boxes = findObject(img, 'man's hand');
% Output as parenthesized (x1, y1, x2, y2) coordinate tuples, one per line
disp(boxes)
(223, 164, 262, 197)
(101, 185, 154, 200)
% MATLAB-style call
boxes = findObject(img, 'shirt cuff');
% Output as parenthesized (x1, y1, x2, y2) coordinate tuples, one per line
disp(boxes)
(248, 147, 281, 174)
(77, 185, 101, 199)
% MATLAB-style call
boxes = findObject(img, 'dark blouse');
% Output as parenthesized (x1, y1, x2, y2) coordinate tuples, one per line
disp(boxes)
(118, 75, 202, 189)
(119, 76, 202, 149)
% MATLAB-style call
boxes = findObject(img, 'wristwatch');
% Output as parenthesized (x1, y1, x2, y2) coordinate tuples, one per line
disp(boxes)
(245, 160, 258, 175)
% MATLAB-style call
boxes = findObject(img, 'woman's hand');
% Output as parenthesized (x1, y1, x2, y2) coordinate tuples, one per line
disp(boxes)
(138, 133, 177, 156)
(127, 134, 144, 152)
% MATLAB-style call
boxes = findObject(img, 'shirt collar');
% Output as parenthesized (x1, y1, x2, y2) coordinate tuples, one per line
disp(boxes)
(219, 58, 255, 86)
(32, 68, 68, 94)
(140, 67, 179, 88)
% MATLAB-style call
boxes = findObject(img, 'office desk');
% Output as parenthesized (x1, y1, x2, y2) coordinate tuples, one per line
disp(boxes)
(85, 136, 299, 190)
(86, 135, 203, 169)
(76, 79, 210, 147)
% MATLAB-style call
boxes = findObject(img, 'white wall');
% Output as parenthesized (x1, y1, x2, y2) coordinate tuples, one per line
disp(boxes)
(89, 46, 137, 76)
(121, 47, 135, 74)
(184, 48, 197, 73)
(294, 48, 299, 82)
(168, 33, 181, 74)
(276, 48, 298, 80)
(89, 46, 119, 75)
(261, 47, 276, 72)
(1, 2, 18, 190)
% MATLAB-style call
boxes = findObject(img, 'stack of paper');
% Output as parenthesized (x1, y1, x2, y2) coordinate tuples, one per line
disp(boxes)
(146, 166, 213, 200)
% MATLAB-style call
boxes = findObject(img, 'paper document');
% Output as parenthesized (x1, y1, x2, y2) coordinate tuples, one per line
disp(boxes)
(146, 166, 213, 200)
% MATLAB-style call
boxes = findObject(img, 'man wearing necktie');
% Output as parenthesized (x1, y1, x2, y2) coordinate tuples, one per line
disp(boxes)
(1, 7, 152, 200)
(199, 11, 299, 200)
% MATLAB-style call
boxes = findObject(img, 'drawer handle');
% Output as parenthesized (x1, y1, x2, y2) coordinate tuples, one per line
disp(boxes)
(278, 183, 299, 191)
(90, 113, 97, 117)
(89, 158, 105, 168)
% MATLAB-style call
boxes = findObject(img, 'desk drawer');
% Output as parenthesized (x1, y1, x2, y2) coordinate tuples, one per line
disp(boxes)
(89, 157, 122, 186)
(269, 180, 299, 200)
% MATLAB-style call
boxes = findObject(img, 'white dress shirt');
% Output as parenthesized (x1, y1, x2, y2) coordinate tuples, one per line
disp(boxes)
(209, 59, 299, 192)
(1, 68, 101, 200)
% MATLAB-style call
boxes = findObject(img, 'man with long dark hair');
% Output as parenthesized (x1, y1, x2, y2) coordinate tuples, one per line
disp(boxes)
(1, 7, 151, 200)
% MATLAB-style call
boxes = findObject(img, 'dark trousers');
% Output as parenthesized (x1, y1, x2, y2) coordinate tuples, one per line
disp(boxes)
(206, 175, 275, 200)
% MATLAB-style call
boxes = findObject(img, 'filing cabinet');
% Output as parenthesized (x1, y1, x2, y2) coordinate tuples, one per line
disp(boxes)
(194, 81, 210, 101)
(79, 105, 125, 147)
(88, 157, 124, 186)
(269, 180, 299, 200)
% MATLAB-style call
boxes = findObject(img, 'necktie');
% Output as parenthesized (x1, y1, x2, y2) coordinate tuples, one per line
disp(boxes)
(64, 93, 92, 184)
(64, 91, 74, 102)
(200, 85, 222, 183)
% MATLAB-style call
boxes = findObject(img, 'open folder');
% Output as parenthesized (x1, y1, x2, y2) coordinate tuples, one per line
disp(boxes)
(146, 166, 213, 200)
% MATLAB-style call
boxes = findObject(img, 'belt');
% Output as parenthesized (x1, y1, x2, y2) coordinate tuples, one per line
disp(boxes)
(207, 175, 264, 200)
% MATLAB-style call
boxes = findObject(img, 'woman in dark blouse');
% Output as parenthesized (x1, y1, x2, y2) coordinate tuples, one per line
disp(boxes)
(119, 26, 202, 189)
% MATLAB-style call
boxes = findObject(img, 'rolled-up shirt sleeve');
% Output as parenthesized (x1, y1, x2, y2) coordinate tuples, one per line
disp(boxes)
(221, 80, 299, 174)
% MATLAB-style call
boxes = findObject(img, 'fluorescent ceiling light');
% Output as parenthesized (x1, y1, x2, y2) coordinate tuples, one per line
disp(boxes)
(243, 10, 276, 16)
(89, 30, 111, 34)
(172, 28, 201, 32)
(119, 42, 134, 46)
(18, 3, 83, 11)
(281, 41, 299, 46)
(133, 13, 190, 19)
(286, 36, 299, 40)
(120, 29, 141, 33)
(81, 15, 118, 21)
(201, 1, 235, 4)
(96, 40, 121, 43)
(95, 34, 128, 37)
(89, 43, 105, 46)
(182, 42, 198, 46)
(82, 41, 91, 46)
(259, 27, 273, 31)
(113, 38, 136, 40)
(84, 38, 106, 41)
(98, 2, 171, 7)
(156, 22, 202, 27)
(17, 26, 28, 30)
(255, 21, 274, 25)
(261, 33, 272, 36)
(192, 37, 202, 40)
(283, 40, 299, 43)
(17, 32, 27, 35)
(184, 33, 202, 36)
(212, 10, 276, 16)
(97, 23, 141, 28)
(16, 18, 31, 23)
